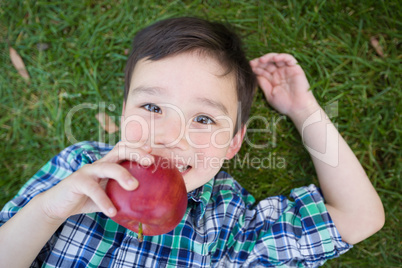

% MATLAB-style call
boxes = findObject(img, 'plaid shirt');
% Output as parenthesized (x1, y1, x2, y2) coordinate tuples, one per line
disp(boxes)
(1, 141, 351, 267)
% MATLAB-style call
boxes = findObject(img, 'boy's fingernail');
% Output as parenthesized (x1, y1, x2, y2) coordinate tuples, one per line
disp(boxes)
(108, 207, 116, 216)
(127, 178, 138, 187)
(142, 145, 151, 152)
(253, 68, 262, 74)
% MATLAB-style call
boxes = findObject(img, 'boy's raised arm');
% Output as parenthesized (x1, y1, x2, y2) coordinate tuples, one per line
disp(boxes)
(250, 53, 385, 245)
(0, 143, 152, 267)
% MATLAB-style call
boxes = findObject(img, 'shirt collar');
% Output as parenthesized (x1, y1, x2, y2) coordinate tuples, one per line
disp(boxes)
(186, 177, 215, 221)
(187, 178, 214, 204)
(82, 141, 112, 163)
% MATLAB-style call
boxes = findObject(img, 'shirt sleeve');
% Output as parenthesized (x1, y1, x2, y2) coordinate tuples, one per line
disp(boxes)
(1, 152, 74, 227)
(0, 141, 104, 226)
(288, 185, 351, 267)
(223, 184, 352, 267)
(0, 142, 103, 267)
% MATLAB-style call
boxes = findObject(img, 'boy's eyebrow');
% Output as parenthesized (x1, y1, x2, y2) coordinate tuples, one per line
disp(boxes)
(130, 86, 165, 96)
(196, 97, 229, 116)
(131, 86, 229, 116)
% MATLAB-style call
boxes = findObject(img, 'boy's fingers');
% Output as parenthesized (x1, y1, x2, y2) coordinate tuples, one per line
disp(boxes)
(257, 76, 273, 95)
(265, 63, 278, 73)
(83, 162, 139, 191)
(259, 53, 279, 63)
(275, 61, 285, 67)
(98, 142, 154, 165)
(253, 67, 273, 81)
(273, 53, 298, 66)
(69, 161, 143, 218)
(249, 58, 259, 67)
(253, 53, 297, 71)
(80, 180, 117, 217)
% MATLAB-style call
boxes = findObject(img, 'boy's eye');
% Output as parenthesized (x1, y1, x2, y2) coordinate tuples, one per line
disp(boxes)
(194, 115, 215, 125)
(142, 103, 162, 114)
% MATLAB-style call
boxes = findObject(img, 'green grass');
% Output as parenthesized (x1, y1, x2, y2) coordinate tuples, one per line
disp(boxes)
(0, 0, 400, 266)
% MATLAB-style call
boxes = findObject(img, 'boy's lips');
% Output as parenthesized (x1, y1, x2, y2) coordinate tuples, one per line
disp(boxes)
(150, 152, 192, 175)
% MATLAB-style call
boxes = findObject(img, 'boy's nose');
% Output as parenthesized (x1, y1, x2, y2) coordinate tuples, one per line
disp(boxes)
(152, 115, 189, 150)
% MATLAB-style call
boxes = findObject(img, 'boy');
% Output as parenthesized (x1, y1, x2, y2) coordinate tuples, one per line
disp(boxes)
(0, 17, 384, 267)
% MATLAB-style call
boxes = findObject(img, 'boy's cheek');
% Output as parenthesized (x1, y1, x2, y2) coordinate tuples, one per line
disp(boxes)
(210, 130, 233, 150)
(187, 129, 232, 150)
(187, 132, 212, 149)
(121, 115, 150, 144)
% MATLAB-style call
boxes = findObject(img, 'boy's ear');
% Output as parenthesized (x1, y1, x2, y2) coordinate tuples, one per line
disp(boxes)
(121, 102, 126, 120)
(122, 102, 126, 115)
(225, 125, 247, 160)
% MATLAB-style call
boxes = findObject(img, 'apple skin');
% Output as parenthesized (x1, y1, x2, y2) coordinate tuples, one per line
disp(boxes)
(105, 156, 188, 238)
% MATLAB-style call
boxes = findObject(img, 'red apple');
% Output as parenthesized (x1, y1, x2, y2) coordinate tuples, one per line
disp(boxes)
(105, 156, 188, 241)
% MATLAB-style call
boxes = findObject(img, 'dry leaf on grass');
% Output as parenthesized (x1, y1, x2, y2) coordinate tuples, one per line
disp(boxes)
(95, 112, 119, 133)
(9, 47, 30, 82)
(370, 37, 385, 57)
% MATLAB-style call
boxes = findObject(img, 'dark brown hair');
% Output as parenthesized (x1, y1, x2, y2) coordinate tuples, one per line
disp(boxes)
(124, 17, 257, 132)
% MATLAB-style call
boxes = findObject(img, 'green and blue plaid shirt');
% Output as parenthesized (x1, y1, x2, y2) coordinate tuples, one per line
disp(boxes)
(1, 141, 351, 267)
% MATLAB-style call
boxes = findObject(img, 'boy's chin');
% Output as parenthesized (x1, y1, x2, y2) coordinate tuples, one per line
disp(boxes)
(184, 168, 223, 193)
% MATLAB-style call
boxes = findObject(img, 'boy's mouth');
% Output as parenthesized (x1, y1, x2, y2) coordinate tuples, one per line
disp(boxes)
(175, 164, 192, 175)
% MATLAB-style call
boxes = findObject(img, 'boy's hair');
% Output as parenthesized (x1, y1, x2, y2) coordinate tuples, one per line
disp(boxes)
(124, 17, 257, 132)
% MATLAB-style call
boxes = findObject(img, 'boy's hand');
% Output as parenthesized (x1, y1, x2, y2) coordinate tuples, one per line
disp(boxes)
(39, 142, 154, 222)
(250, 53, 318, 118)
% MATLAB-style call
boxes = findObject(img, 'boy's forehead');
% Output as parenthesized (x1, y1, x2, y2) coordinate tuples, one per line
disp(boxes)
(129, 52, 237, 101)
(134, 50, 233, 78)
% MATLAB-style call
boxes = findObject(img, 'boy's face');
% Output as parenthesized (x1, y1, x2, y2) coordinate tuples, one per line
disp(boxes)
(121, 52, 244, 192)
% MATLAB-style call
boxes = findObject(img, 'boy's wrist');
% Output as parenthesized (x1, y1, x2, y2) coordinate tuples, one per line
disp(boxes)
(34, 193, 67, 226)
(288, 100, 322, 129)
